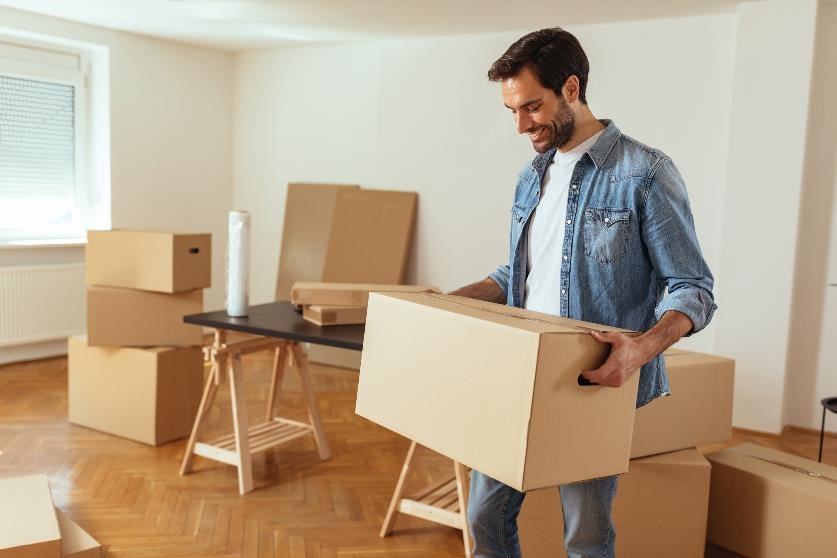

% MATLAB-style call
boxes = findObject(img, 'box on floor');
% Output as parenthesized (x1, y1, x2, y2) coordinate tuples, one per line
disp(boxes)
(0, 474, 61, 558)
(68, 335, 204, 446)
(356, 292, 640, 491)
(86, 286, 203, 347)
(519, 448, 711, 558)
(56, 509, 101, 558)
(707, 443, 837, 558)
(86, 229, 211, 293)
(631, 349, 734, 458)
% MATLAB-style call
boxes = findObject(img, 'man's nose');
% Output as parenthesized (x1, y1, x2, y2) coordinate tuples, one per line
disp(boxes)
(515, 111, 532, 134)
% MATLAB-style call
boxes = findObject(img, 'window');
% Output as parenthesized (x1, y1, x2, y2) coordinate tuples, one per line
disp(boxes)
(0, 39, 89, 244)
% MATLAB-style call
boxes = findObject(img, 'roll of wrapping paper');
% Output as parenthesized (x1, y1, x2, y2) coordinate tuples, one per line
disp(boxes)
(226, 210, 250, 317)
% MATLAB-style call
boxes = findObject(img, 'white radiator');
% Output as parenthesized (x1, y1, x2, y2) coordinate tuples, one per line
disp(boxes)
(0, 264, 86, 347)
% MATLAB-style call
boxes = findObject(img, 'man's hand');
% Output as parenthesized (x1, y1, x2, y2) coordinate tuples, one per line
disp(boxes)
(580, 331, 652, 387)
(580, 311, 694, 388)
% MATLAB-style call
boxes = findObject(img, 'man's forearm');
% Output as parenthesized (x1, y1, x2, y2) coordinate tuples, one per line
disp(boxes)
(635, 310, 693, 365)
(448, 277, 506, 304)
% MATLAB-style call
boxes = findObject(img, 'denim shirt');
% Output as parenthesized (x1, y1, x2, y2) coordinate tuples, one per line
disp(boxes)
(489, 120, 717, 407)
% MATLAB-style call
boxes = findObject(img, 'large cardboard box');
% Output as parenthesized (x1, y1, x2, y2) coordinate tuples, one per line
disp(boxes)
(706, 443, 837, 557)
(86, 229, 211, 293)
(305, 344, 362, 370)
(356, 292, 640, 491)
(55, 510, 101, 558)
(302, 304, 367, 326)
(87, 286, 203, 347)
(68, 335, 204, 445)
(0, 474, 61, 558)
(291, 282, 436, 306)
(519, 448, 711, 558)
(631, 349, 734, 458)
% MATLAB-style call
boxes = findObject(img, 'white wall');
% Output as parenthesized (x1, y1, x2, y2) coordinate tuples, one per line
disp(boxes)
(234, 14, 737, 360)
(783, 1, 837, 430)
(713, 0, 818, 433)
(0, 6, 234, 314)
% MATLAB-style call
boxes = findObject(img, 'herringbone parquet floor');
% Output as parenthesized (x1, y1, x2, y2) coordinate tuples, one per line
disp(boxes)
(2, 346, 836, 558)
(0, 346, 469, 558)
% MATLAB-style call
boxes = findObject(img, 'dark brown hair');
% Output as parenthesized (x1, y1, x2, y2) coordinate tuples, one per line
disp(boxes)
(488, 28, 590, 104)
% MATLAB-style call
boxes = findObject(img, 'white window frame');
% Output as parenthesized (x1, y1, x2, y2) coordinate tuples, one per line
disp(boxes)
(0, 39, 90, 244)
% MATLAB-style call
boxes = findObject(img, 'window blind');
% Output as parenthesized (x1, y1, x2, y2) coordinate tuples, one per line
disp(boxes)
(0, 75, 76, 228)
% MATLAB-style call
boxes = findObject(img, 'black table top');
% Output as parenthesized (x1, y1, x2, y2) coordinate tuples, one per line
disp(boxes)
(183, 301, 365, 351)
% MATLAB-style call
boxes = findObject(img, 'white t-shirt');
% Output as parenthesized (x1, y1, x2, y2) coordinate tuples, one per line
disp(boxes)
(525, 130, 604, 314)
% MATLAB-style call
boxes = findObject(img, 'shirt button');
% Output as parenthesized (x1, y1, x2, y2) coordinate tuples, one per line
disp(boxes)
(571, 184, 578, 190)
(566, 219, 572, 224)
(604, 217, 610, 223)
(561, 289, 567, 295)
(563, 255, 568, 261)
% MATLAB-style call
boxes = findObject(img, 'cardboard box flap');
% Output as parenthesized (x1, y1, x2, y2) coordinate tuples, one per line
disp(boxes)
(634, 447, 712, 468)
(379, 292, 635, 336)
(0, 474, 60, 552)
(708, 443, 837, 497)
(663, 350, 734, 367)
(56, 509, 101, 557)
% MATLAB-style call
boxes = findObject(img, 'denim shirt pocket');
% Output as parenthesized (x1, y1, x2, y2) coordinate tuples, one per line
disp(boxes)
(583, 207, 631, 264)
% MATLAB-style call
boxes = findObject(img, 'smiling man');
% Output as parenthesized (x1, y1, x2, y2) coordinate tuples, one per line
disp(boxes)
(450, 28, 717, 558)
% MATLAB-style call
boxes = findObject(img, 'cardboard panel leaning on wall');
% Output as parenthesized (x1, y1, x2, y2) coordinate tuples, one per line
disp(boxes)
(275, 183, 359, 301)
(519, 449, 711, 558)
(56, 509, 102, 558)
(322, 188, 418, 284)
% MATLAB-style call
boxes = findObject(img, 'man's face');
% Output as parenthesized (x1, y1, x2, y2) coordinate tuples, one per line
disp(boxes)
(500, 66, 575, 153)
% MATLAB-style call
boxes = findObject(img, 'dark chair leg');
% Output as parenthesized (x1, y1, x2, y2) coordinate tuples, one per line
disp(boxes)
(819, 405, 827, 463)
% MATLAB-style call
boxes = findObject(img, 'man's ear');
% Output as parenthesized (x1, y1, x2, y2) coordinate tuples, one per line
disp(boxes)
(562, 75, 580, 104)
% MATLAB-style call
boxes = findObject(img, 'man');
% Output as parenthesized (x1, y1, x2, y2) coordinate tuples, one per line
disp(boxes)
(450, 28, 716, 558)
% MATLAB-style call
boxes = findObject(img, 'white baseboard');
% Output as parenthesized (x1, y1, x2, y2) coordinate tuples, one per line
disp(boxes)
(0, 338, 68, 366)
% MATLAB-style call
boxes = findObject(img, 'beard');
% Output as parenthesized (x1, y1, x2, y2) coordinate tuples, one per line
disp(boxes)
(531, 99, 576, 153)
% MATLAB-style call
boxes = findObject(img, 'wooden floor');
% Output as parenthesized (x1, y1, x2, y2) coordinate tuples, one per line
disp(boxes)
(1, 349, 836, 557)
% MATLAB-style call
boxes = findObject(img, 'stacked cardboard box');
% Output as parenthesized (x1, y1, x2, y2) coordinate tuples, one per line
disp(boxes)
(513, 348, 734, 557)
(291, 282, 438, 326)
(68, 230, 209, 446)
(277, 183, 418, 367)
(0, 474, 102, 558)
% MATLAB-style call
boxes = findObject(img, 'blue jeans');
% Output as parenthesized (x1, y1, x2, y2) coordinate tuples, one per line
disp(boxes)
(468, 470, 618, 558)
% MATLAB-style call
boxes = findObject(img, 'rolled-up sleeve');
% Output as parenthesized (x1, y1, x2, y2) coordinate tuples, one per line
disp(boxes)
(643, 158, 717, 335)
(488, 264, 510, 295)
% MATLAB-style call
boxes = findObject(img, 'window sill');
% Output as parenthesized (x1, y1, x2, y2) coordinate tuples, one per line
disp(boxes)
(0, 238, 86, 250)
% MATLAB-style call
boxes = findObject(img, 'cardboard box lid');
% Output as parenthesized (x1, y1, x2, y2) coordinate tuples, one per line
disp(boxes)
(0, 474, 60, 552)
(707, 443, 837, 498)
(633, 447, 712, 468)
(56, 509, 101, 558)
(663, 349, 735, 367)
(378, 292, 635, 336)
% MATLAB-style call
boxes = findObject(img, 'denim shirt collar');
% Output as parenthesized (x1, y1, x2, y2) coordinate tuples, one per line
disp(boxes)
(531, 119, 621, 178)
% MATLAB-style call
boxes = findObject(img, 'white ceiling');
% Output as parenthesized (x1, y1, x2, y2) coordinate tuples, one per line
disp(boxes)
(0, 0, 750, 52)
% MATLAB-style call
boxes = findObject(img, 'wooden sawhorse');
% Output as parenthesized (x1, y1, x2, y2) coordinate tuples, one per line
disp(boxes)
(381, 441, 472, 557)
(180, 330, 331, 494)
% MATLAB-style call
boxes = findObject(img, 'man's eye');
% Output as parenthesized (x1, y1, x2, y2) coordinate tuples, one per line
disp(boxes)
(529, 105, 541, 113)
